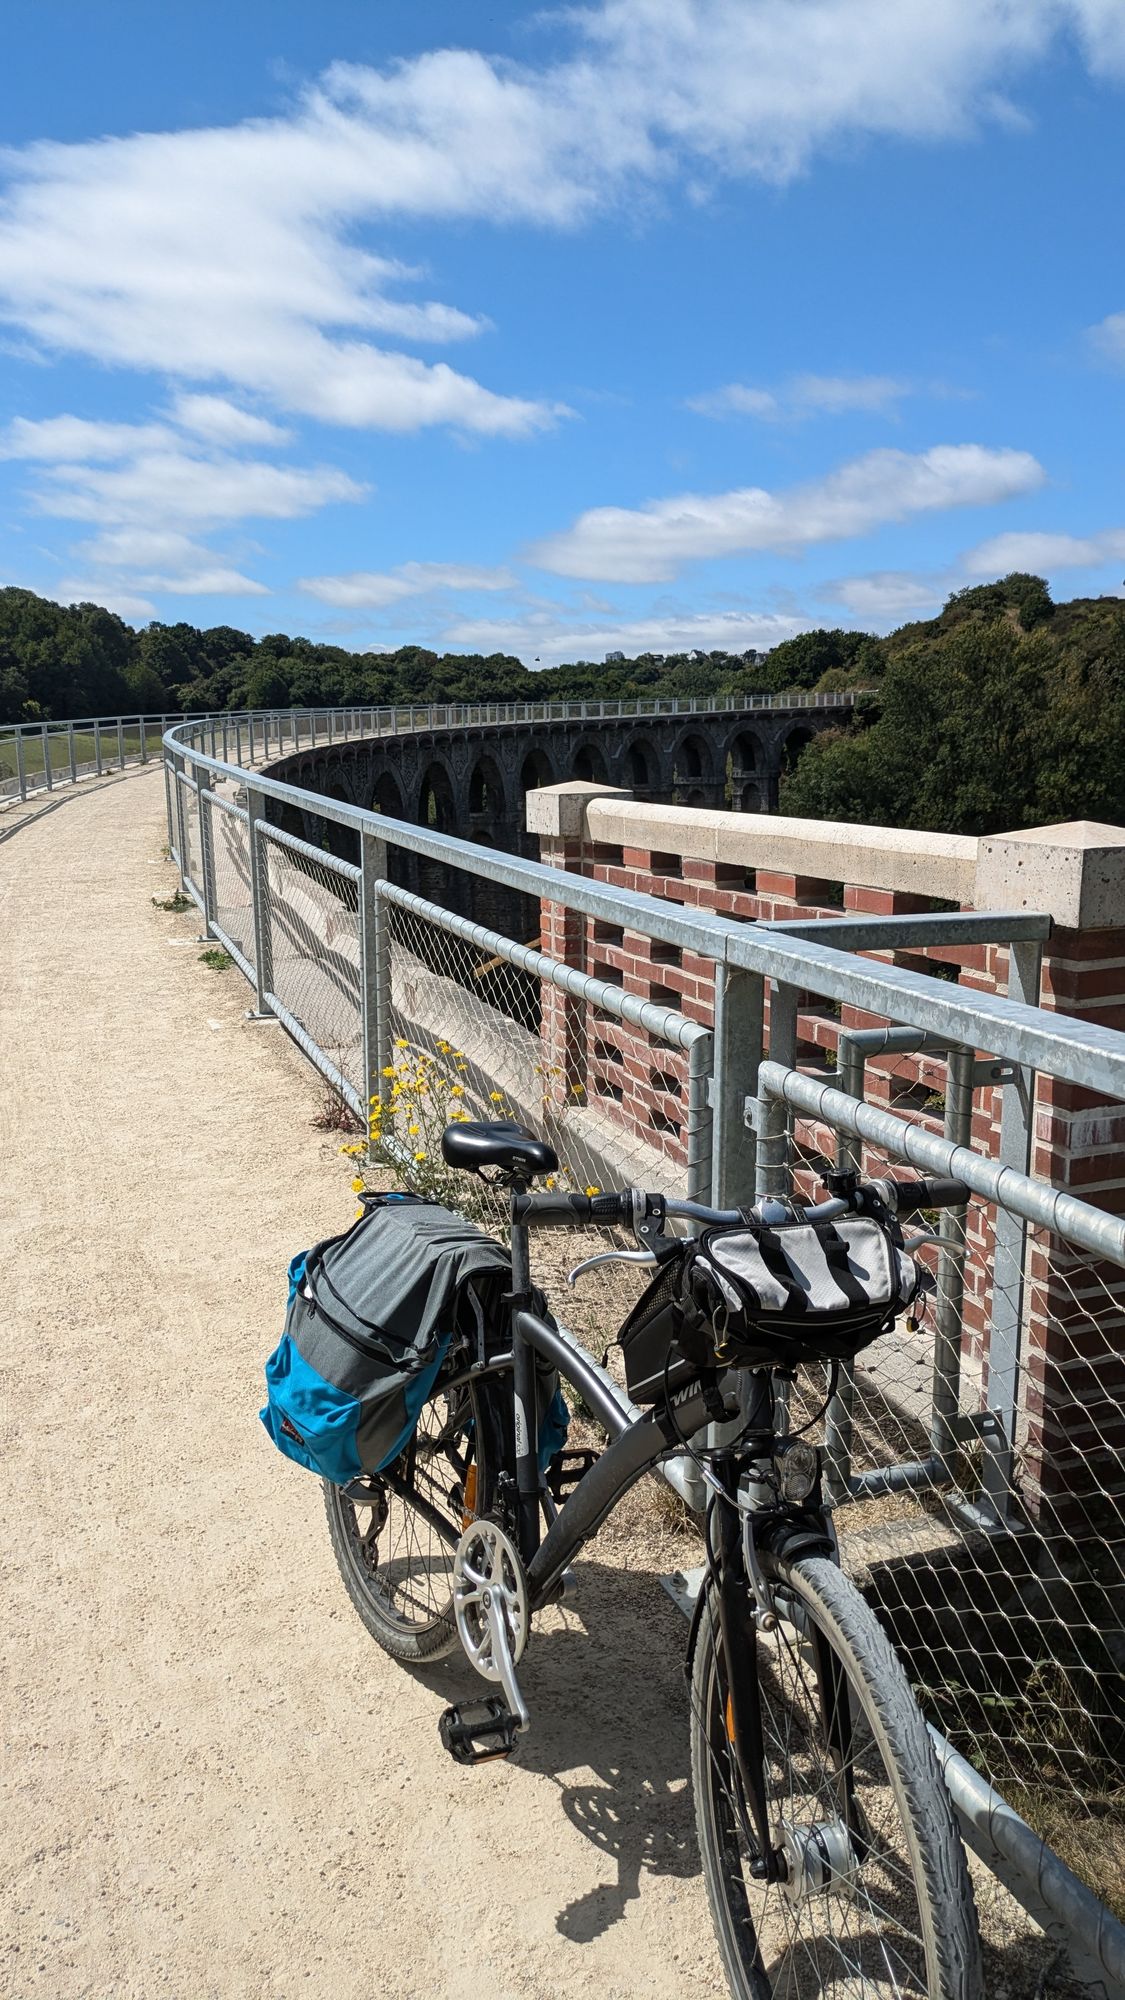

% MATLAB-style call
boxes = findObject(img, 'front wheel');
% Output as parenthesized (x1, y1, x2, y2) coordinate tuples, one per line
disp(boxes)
(690, 1549, 982, 2000)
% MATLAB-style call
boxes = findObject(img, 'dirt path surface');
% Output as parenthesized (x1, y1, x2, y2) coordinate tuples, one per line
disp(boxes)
(1, 769, 723, 2000)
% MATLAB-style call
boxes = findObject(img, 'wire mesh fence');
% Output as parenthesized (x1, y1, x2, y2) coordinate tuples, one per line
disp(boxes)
(260, 827, 363, 1106)
(206, 793, 256, 978)
(777, 1074, 1125, 1926)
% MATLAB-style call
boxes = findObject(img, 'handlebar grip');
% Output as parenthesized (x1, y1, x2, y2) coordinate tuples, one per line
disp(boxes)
(511, 1189, 634, 1228)
(888, 1176, 970, 1215)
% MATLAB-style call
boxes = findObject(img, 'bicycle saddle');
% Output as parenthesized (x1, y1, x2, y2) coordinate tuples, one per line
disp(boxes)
(441, 1119, 558, 1179)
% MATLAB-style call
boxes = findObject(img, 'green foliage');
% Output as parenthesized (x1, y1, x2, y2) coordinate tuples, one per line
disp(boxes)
(198, 947, 232, 971)
(782, 579, 1125, 834)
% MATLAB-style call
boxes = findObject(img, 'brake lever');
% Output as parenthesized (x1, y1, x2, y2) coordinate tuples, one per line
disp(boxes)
(567, 1249, 658, 1288)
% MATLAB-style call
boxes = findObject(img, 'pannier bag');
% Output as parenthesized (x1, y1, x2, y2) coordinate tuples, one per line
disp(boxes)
(618, 1211, 920, 1404)
(261, 1193, 569, 1485)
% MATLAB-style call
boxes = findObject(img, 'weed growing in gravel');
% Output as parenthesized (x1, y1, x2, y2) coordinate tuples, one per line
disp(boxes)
(198, 947, 232, 971)
(152, 890, 192, 913)
(312, 1084, 363, 1135)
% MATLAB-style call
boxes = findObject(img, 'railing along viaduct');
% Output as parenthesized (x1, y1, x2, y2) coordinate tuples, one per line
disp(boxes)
(4, 697, 1124, 1992)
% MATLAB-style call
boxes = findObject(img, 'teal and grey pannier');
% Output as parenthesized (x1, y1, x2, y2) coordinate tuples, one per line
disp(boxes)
(260, 1193, 513, 1486)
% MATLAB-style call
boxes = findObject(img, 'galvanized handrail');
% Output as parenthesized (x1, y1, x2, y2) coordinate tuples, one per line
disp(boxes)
(164, 707, 1125, 1987)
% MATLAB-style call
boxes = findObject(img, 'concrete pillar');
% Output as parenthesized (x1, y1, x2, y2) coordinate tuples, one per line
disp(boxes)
(975, 821, 1125, 1531)
(526, 782, 630, 1115)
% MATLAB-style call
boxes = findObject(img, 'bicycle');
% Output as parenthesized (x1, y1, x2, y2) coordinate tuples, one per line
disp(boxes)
(323, 1118, 984, 1999)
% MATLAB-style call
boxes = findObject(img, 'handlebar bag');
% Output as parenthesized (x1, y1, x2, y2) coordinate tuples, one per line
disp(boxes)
(617, 1210, 919, 1401)
(695, 1212, 920, 1367)
(261, 1193, 512, 1485)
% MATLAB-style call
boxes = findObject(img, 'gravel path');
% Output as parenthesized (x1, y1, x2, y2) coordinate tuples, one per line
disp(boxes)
(0, 769, 722, 2000)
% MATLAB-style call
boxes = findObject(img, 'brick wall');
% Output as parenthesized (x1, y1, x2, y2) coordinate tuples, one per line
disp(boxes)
(535, 801, 1125, 1531)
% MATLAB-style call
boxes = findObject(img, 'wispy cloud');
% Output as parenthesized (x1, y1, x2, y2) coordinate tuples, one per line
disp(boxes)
(1, 405, 365, 605)
(530, 444, 1045, 583)
(168, 393, 292, 448)
(688, 374, 912, 422)
(0, 4, 1121, 439)
(964, 527, 1125, 573)
(299, 562, 517, 608)
(821, 570, 948, 619)
(441, 604, 810, 668)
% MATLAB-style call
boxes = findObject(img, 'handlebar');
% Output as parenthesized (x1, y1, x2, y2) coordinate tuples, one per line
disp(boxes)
(513, 1174, 970, 1232)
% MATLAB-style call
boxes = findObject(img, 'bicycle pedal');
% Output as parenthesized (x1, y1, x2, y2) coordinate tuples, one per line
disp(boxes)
(438, 1697, 521, 1766)
(546, 1447, 600, 1503)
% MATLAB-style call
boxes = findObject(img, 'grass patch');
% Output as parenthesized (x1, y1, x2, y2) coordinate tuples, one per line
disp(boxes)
(198, 947, 232, 971)
(152, 890, 192, 913)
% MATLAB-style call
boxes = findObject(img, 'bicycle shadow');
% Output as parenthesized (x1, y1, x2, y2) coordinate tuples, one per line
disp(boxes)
(414, 1552, 701, 1943)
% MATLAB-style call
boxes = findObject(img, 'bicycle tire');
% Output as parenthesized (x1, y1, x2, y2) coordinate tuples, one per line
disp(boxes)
(323, 1377, 484, 1664)
(690, 1549, 983, 2000)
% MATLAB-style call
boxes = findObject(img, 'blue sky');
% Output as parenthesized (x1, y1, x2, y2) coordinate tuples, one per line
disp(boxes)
(1, 0, 1124, 666)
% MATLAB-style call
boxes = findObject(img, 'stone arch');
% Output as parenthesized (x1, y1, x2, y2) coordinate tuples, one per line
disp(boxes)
(623, 733, 662, 793)
(781, 724, 814, 774)
(371, 768, 405, 820)
(572, 740, 609, 783)
(468, 753, 507, 822)
(671, 731, 713, 783)
(418, 759, 456, 831)
(519, 746, 555, 794)
(726, 730, 764, 812)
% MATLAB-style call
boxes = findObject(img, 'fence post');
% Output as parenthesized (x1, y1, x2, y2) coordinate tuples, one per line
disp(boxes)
(15, 730, 27, 802)
(117, 719, 126, 770)
(68, 724, 78, 785)
(196, 765, 216, 937)
(930, 1045, 975, 1464)
(174, 758, 190, 891)
(711, 964, 764, 1208)
(162, 752, 174, 855)
(42, 724, 53, 792)
(980, 938, 1041, 1523)
(755, 981, 798, 1199)
(360, 829, 391, 1161)
(246, 789, 274, 1018)
(140, 719, 148, 765)
(94, 720, 103, 777)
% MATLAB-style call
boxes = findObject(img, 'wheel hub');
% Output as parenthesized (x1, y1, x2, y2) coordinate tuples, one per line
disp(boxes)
(776, 1818, 859, 1904)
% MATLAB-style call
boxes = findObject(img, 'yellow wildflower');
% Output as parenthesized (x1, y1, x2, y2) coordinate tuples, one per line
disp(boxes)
(489, 1092, 503, 1104)
(450, 1085, 463, 1098)
(408, 1123, 420, 1136)
(394, 1039, 409, 1050)
(381, 1065, 395, 1078)
(586, 1186, 601, 1197)
(414, 1150, 427, 1162)
(570, 1083, 585, 1097)
(351, 1177, 365, 1193)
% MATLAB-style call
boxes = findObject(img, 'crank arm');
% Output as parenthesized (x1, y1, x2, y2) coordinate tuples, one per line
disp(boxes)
(486, 1595, 530, 1733)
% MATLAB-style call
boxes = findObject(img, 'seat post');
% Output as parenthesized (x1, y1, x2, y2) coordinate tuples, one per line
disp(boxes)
(508, 1176, 542, 1565)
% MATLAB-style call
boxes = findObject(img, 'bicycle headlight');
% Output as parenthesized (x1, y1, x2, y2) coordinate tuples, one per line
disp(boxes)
(775, 1440, 819, 1504)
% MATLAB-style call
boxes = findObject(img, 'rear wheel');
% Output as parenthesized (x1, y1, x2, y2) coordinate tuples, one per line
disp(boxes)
(690, 1550, 982, 1999)
(323, 1378, 484, 1663)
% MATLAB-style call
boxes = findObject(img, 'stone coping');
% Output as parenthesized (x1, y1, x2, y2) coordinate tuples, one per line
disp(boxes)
(526, 784, 1125, 927)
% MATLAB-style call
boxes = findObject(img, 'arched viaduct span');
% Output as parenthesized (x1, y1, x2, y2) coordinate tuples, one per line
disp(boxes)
(261, 693, 852, 935)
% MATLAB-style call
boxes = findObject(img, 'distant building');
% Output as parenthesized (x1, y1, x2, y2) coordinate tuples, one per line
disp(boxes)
(604, 649, 625, 662)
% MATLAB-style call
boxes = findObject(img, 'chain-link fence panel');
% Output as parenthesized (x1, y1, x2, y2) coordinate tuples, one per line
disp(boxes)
(261, 828, 362, 1107)
(776, 1074, 1125, 1928)
(207, 795, 256, 979)
(375, 895, 707, 1354)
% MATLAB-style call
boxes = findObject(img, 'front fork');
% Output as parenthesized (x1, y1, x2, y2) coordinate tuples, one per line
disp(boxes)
(710, 1457, 860, 1880)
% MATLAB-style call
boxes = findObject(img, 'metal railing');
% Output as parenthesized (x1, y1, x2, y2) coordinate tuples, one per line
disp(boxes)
(163, 711, 1125, 1991)
(1, 687, 853, 808)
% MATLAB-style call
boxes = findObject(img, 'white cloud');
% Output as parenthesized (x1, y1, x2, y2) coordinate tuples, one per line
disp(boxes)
(299, 562, 517, 608)
(441, 604, 810, 668)
(530, 443, 1045, 582)
(964, 528, 1125, 573)
(0, 413, 171, 461)
(50, 582, 158, 619)
(0, 5, 1120, 436)
(1088, 311, 1125, 361)
(689, 374, 910, 421)
(65, 528, 269, 599)
(27, 446, 364, 530)
(823, 570, 946, 618)
(169, 393, 291, 448)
